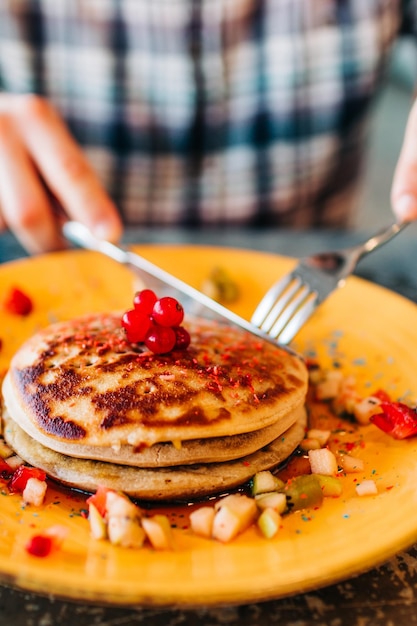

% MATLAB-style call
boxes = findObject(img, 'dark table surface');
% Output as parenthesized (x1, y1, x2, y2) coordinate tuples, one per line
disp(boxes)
(2, 225, 417, 626)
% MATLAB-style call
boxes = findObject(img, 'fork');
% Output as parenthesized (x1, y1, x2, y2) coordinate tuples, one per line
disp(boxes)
(251, 221, 409, 345)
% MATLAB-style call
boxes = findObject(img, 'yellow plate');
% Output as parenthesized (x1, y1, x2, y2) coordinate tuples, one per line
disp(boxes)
(1, 245, 417, 607)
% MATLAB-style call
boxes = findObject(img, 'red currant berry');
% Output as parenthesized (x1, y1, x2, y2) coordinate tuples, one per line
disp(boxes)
(145, 325, 176, 354)
(133, 289, 157, 315)
(173, 326, 191, 350)
(152, 297, 184, 327)
(121, 309, 151, 343)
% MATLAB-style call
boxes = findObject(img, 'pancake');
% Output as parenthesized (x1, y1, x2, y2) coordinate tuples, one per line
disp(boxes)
(2, 312, 308, 455)
(1, 311, 309, 499)
(2, 408, 307, 500)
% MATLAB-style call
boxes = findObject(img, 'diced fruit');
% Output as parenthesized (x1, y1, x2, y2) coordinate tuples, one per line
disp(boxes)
(212, 494, 258, 543)
(300, 438, 322, 451)
(355, 480, 378, 496)
(370, 401, 417, 439)
(0, 458, 12, 478)
(255, 491, 287, 514)
(353, 396, 383, 425)
(4, 286, 33, 316)
(257, 508, 281, 539)
(315, 370, 343, 400)
(284, 475, 324, 511)
(141, 515, 174, 550)
(315, 475, 343, 497)
(26, 534, 53, 557)
(8, 466, 46, 493)
(86, 485, 111, 518)
(5, 455, 24, 470)
(332, 375, 360, 415)
(251, 470, 285, 496)
(307, 429, 331, 446)
(337, 453, 364, 473)
(105, 490, 140, 519)
(107, 515, 145, 549)
(22, 477, 47, 506)
(25, 525, 68, 557)
(88, 503, 107, 540)
(189, 506, 215, 539)
(308, 448, 338, 476)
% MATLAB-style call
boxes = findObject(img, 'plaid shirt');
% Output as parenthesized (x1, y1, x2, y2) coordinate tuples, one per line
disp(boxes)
(0, 0, 414, 228)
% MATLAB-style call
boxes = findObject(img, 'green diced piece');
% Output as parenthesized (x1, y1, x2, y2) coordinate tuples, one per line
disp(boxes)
(316, 474, 343, 497)
(284, 475, 324, 511)
(251, 470, 285, 496)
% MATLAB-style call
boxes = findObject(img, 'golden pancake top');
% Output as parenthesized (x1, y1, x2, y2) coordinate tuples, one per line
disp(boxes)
(3, 313, 308, 447)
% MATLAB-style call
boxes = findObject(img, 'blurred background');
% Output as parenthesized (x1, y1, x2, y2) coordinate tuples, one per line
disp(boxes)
(359, 39, 416, 229)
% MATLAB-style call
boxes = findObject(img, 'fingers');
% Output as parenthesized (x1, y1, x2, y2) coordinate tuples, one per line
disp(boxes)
(0, 112, 63, 254)
(391, 97, 417, 222)
(0, 94, 123, 253)
(13, 95, 122, 242)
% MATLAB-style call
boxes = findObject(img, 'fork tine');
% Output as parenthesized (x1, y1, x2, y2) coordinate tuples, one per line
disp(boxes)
(269, 285, 312, 337)
(250, 273, 294, 327)
(276, 294, 318, 345)
(259, 278, 303, 332)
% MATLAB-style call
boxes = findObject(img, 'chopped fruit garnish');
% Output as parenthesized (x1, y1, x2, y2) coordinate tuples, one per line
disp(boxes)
(26, 534, 53, 557)
(370, 401, 417, 439)
(3, 286, 33, 316)
(8, 465, 46, 493)
(0, 458, 12, 479)
(133, 288, 157, 314)
(173, 326, 191, 350)
(144, 324, 176, 355)
(25, 525, 68, 557)
(151, 296, 184, 327)
(121, 309, 152, 343)
(121, 289, 190, 354)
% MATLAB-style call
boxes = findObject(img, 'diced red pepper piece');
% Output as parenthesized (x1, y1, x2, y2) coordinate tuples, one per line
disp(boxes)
(4, 286, 33, 316)
(86, 485, 110, 518)
(370, 401, 417, 439)
(372, 389, 391, 403)
(26, 534, 53, 557)
(8, 466, 46, 493)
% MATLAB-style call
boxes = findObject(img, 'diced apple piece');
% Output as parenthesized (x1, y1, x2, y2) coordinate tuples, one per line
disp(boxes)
(300, 437, 322, 451)
(189, 506, 215, 539)
(316, 474, 343, 497)
(6, 454, 24, 470)
(353, 396, 383, 425)
(251, 470, 284, 495)
(355, 480, 378, 496)
(308, 448, 338, 476)
(315, 370, 343, 400)
(88, 503, 107, 540)
(337, 453, 364, 473)
(105, 490, 139, 519)
(22, 477, 47, 506)
(142, 515, 174, 550)
(332, 375, 359, 415)
(257, 508, 281, 539)
(255, 491, 287, 514)
(307, 429, 331, 446)
(107, 515, 145, 548)
(212, 494, 258, 543)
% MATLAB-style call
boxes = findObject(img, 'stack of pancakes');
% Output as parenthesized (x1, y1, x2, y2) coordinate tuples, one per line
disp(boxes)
(1, 313, 308, 501)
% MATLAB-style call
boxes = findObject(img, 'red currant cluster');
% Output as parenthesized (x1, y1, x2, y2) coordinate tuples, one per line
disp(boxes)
(121, 289, 190, 355)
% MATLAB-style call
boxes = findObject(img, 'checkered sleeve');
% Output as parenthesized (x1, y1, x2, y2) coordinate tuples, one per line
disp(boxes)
(0, 1, 411, 228)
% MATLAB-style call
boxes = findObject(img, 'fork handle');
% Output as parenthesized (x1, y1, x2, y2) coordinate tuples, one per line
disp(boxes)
(360, 221, 409, 257)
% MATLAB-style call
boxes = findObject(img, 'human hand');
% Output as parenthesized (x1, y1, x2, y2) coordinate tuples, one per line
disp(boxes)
(391, 97, 417, 223)
(0, 93, 122, 254)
